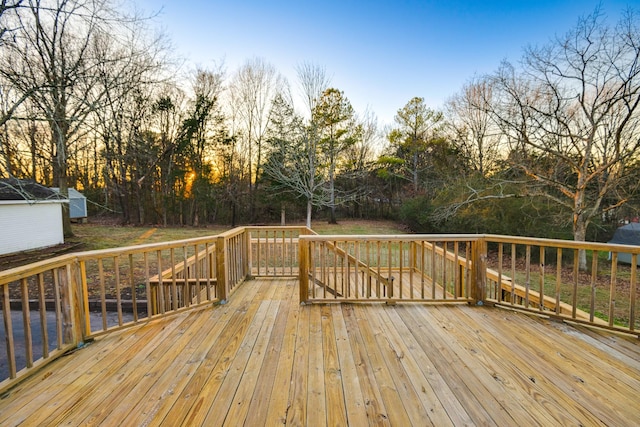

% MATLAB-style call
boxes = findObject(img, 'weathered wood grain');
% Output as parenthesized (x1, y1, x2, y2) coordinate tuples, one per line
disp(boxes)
(0, 277, 638, 426)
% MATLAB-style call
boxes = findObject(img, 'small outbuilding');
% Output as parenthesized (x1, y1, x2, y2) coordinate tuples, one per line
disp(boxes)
(0, 179, 68, 256)
(51, 187, 87, 221)
(607, 222, 640, 266)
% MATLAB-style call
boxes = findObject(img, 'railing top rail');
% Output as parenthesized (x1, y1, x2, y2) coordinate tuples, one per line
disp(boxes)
(300, 232, 640, 253)
(299, 234, 482, 242)
(0, 254, 72, 284)
(0, 226, 317, 284)
(216, 226, 247, 239)
(483, 233, 640, 252)
(244, 226, 311, 232)
(74, 235, 221, 259)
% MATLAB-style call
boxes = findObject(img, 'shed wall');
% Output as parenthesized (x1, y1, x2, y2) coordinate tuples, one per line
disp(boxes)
(0, 202, 64, 255)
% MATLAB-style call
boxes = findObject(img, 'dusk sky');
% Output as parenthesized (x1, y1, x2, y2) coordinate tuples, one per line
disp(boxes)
(137, 0, 633, 126)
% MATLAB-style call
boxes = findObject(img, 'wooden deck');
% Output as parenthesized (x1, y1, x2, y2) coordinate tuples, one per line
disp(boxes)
(1, 277, 639, 426)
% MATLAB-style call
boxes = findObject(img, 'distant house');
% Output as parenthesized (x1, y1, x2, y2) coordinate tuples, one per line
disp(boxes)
(0, 179, 68, 256)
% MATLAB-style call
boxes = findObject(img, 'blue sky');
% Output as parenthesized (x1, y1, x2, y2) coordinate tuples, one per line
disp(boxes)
(137, 0, 632, 126)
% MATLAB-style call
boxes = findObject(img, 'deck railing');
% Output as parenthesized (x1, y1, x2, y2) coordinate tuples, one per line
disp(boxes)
(2, 227, 639, 393)
(246, 226, 310, 277)
(482, 234, 639, 334)
(0, 226, 308, 392)
(299, 233, 639, 335)
(298, 235, 479, 303)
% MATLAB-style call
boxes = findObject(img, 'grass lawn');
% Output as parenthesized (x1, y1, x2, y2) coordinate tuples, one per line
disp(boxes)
(0, 219, 405, 271)
(70, 219, 407, 251)
(309, 219, 406, 235)
(70, 223, 229, 250)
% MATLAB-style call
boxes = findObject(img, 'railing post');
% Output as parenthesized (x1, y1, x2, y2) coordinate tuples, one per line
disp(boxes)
(299, 236, 309, 304)
(246, 229, 253, 278)
(216, 235, 228, 303)
(471, 238, 487, 305)
(59, 261, 85, 346)
(77, 259, 90, 339)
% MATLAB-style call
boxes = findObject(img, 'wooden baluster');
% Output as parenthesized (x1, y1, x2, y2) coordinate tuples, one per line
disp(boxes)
(21, 278, 33, 368)
(53, 269, 63, 348)
(2, 283, 16, 378)
(539, 246, 545, 312)
(37, 273, 49, 358)
(194, 244, 201, 304)
(454, 242, 460, 299)
(157, 250, 165, 315)
(98, 259, 107, 330)
(511, 244, 516, 305)
(114, 256, 123, 326)
(608, 252, 616, 327)
(299, 237, 309, 303)
(144, 252, 153, 317)
(129, 254, 137, 322)
(555, 248, 562, 315)
(525, 245, 531, 307)
(631, 254, 637, 332)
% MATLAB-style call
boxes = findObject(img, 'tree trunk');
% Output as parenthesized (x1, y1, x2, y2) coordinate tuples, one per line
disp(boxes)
(57, 167, 73, 237)
(573, 213, 588, 271)
(329, 155, 337, 224)
(306, 199, 312, 228)
(52, 125, 73, 237)
(413, 149, 418, 192)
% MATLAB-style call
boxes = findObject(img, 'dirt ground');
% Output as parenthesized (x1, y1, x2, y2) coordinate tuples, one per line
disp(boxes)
(0, 241, 85, 272)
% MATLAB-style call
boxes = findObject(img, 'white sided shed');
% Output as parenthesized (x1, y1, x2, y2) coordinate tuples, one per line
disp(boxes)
(0, 179, 68, 256)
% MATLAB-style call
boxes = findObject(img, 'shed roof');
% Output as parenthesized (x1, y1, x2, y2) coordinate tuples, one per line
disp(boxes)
(0, 178, 66, 201)
(608, 222, 640, 246)
(50, 187, 86, 199)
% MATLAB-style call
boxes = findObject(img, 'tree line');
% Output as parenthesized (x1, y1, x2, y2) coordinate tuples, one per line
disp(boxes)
(1, 2, 639, 260)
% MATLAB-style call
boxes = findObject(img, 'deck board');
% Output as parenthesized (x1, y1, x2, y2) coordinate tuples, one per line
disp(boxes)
(1, 277, 639, 426)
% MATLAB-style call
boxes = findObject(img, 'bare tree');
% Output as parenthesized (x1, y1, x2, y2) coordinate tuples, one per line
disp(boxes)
(295, 62, 331, 225)
(446, 78, 502, 177)
(489, 8, 640, 269)
(228, 57, 282, 220)
(262, 64, 333, 227)
(295, 61, 331, 118)
(0, 0, 164, 235)
(263, 93, 317, 226)
(184, 67, 225, 225)
(89, 17, 171, 224)
(0, 0, 22, 44)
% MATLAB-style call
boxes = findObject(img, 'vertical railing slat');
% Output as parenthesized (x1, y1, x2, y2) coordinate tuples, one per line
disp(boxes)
(299, 237, 309, 303)
(98, 259, 107, 330)
(497, 244, 503, 302)
(572, 249, 579, 319)
(129, 254, 138, 322)
(590, 252, 599, 323)
(556, 248, 562, 315)
(609, 253, 617, 327)
(2, 284, 16, 378)
(37, 273, 49, 359)
(53, 269, 63, 349)
(539, 246, 545, 312)
(114, 256, 123, 326)
(631, 254, 637, 332)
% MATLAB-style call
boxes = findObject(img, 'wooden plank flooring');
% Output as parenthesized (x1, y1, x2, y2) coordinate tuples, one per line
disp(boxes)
(1, 277, 639, 426)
